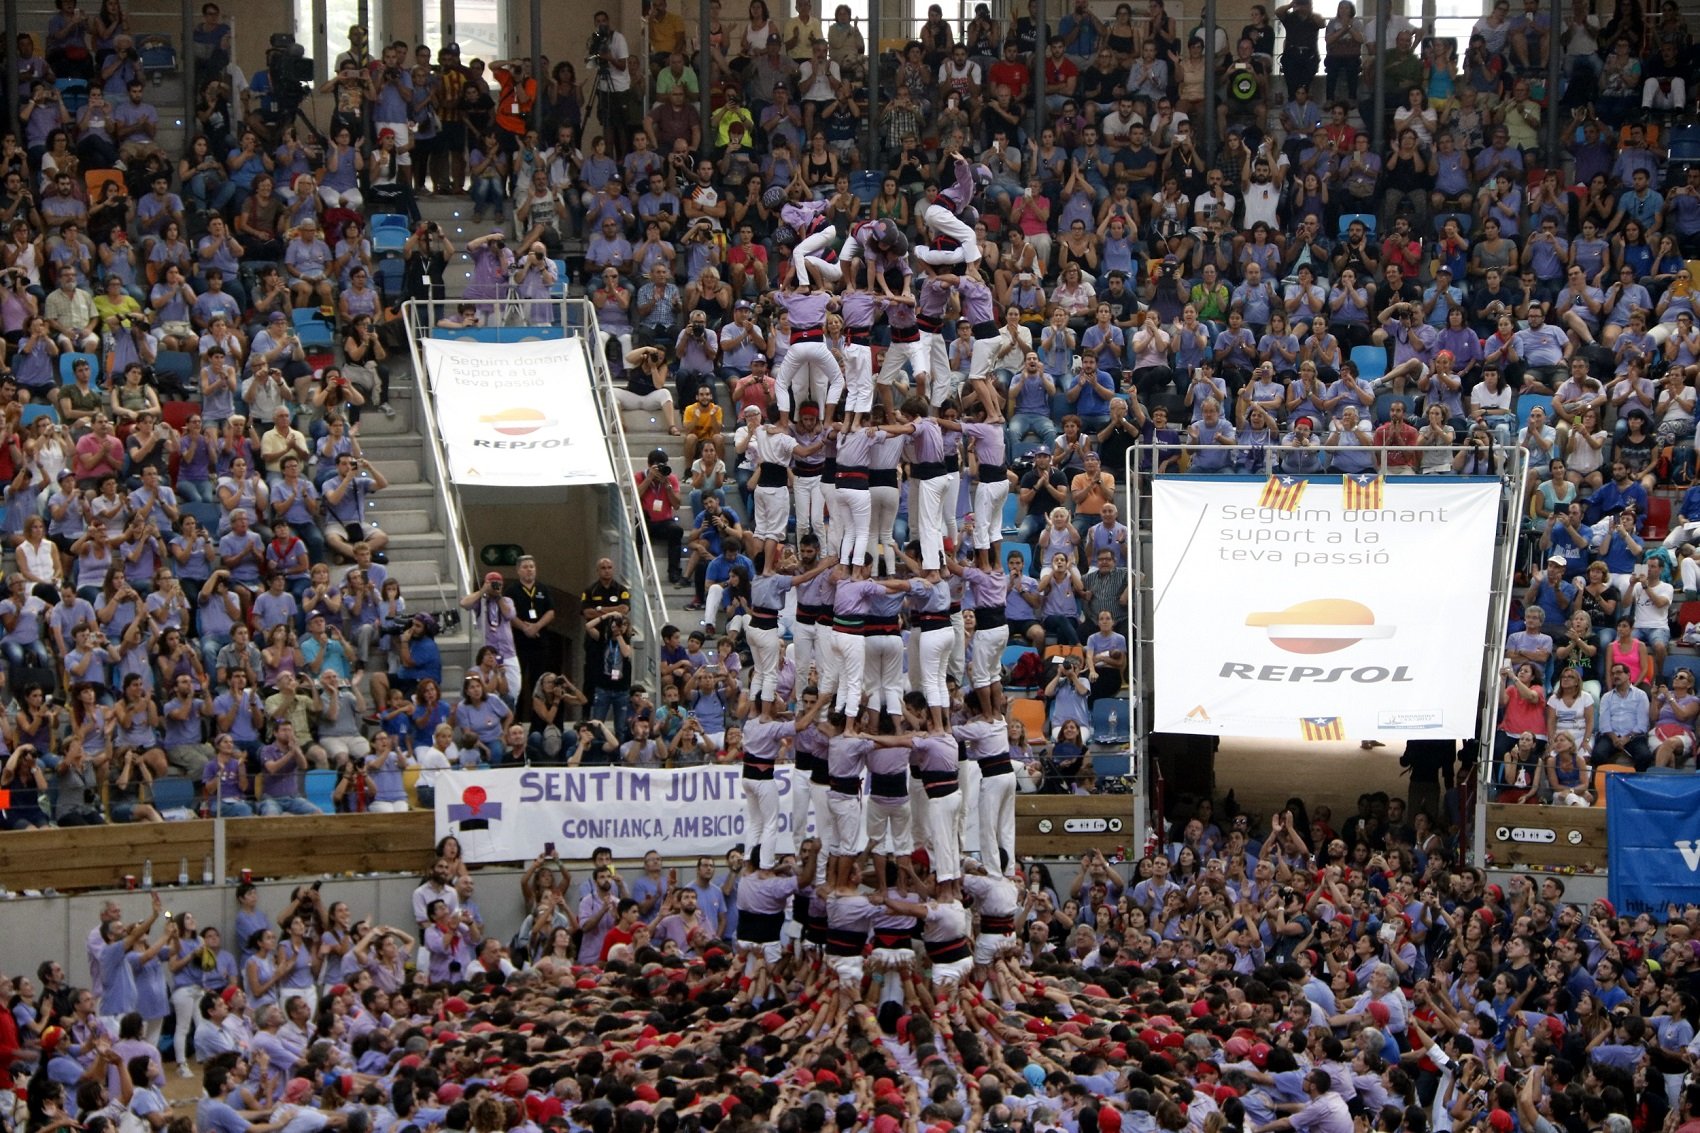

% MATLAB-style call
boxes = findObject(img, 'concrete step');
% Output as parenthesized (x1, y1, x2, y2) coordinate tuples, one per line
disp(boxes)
(378, 509, 435, 535)
(385, 530, 448, 554)
(349, 434, 424, 460)
(367, 483, 439, 509)
(372, 458, 423, 484)
(386, 559, 450, 588)
(353, 404, 414, 437)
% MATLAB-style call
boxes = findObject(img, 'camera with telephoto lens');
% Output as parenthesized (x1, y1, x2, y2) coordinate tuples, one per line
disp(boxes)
(587, 28, 614, 64)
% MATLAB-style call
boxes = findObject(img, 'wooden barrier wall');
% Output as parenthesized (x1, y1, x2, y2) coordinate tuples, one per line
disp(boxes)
(0, 799, 1132, 891)
(1015, 796, 1138, 858)
(1482, 803, 1609, 871)
(0, 813, 437, 892)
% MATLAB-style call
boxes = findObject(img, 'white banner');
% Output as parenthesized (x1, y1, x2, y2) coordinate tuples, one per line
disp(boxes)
(1150, 475, 1501, 741)
(420, 337, 615, 487)
(433, 766, 816, 863)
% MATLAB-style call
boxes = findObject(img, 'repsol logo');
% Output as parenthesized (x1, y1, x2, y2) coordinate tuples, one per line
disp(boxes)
(1219, 664, 1416, 683)
(471, 438, 576, 449)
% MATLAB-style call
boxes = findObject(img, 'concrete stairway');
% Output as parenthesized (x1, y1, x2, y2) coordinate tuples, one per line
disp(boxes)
(344, 348, 473, 690)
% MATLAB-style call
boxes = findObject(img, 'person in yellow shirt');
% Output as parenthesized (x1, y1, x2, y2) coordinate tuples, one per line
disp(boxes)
(782, 0, 826, 61)
(681, 382, 725, 464)
(648, 0, 690, 70)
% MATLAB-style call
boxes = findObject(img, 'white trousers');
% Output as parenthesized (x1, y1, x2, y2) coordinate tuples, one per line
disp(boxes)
(743, 776, 783, 867)
(793, 227, 843, 283)
(788, 773, 827, 852)
(979, 767, 1017, 875)
(753, 484, 791, 542)
(862, 633, 906, 716)
(950, 611, 967, 684)
(792, 620, 823, 687)
(794, 474, 827, 540)
(747, 624, 784, 703)
(842, 342, 875, 412)
(916, 626, 955, 708)
(866, 795, 914, 854)
(820, 481, 839, 550)
(958, 758, 982, 857)
(973, 477, 1010, 550)
(914, 474, 952, 568)
(919, 331, 953, 400)
(835, 487, 873, 565)
(942, 470, 962, 548)
(870, 484, 901, 576)
(878, 337, 926, 386)
(828, 628, 867, 715)
(775, 340, 842, 413)
(170, 984, 200, 1066)
(915, 202, 982, 264)
(968, 336, 1000, 383)
(970, 623, 1009, 690)
(924, 788, 964, 881)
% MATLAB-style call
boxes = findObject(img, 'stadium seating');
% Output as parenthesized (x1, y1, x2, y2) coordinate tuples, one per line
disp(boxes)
(1350, 344, 1386, 382)
(59, 352, 100, 384)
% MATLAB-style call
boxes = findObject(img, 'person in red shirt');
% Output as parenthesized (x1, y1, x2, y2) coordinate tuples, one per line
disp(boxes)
(1380, 215, 1424, 280)
(987, 42, 1030, 102)
(598, 898, 643, 962)
(1373, 399, 1422, 474)
(635, 448, 685, 585)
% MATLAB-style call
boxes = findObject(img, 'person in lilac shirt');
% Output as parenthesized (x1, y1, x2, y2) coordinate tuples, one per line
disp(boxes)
(652, 889, 715, 957)
(576, 866, 621, 963)
(283, 219, 334, 309)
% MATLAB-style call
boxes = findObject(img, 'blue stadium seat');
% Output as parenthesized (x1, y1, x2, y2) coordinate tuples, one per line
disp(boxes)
(149, 776, 196, 815)
(303, 770, 338, 814)
(1350, 344, 1386, 382)
(1002, 644, 1040, 690)
(291, 308, 334, 350)
(1338, 212, 1376, 240)
(153, 351, 194, 390)
(59, 352, 100, 385)
(1091, 697, 1131, 744)
(1001, 541, 1034, 576)
(374, 258, 404, 303)
(370, 213, 410, 254)
(1515, 394, 1548, 429)
(137, 34, 178, 76)
(1372, 391, 1412, 425)
(18, 404, 58, 428)
(850, 170, 882, 204)
(54, 78, 88, 113)
(1001, 492, 1020, 536)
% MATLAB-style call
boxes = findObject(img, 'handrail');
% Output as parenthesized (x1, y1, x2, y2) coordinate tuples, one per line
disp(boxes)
(400, 296, 665, 690)
(400, 299, 479, 603)
(564, 301, 665, 690)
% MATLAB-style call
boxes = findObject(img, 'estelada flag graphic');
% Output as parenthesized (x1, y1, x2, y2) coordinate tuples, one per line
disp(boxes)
(1300, 717, 1345, 741)
(1342, 472, 1384, 510)
(1260, 474, 1307, 511)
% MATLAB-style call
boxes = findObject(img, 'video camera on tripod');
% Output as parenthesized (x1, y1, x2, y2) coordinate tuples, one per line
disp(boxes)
(266, 33, 316, 100)
(586, 27, 614, 66)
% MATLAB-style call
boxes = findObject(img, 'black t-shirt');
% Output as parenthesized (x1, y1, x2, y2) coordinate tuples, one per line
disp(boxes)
(580, 580, 630, 616)
(1077, 67, 1120, 104)
(1097, 418, 1140, 475)
(1277, 9, 1322, 57)
(1101, 287, 1139, 326)
(1018, 467, 1069, 519)
(505, 579, 555, 629)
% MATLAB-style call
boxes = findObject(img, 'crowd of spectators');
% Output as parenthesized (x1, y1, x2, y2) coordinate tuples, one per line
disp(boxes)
(8, 792, 1700, 1133)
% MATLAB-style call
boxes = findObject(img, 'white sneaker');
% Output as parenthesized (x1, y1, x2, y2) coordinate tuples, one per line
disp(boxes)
(176, 1064, 192, 1078)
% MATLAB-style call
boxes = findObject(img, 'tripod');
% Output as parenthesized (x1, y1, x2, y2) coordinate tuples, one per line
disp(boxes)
(585, 57, 631, 156)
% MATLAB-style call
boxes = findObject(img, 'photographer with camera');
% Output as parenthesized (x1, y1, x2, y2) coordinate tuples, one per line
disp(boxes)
(637, 447, 686, 587)
(509, 240, 559, 325)
(402, 222, 454, 304)
(588, 10, 636, 156)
